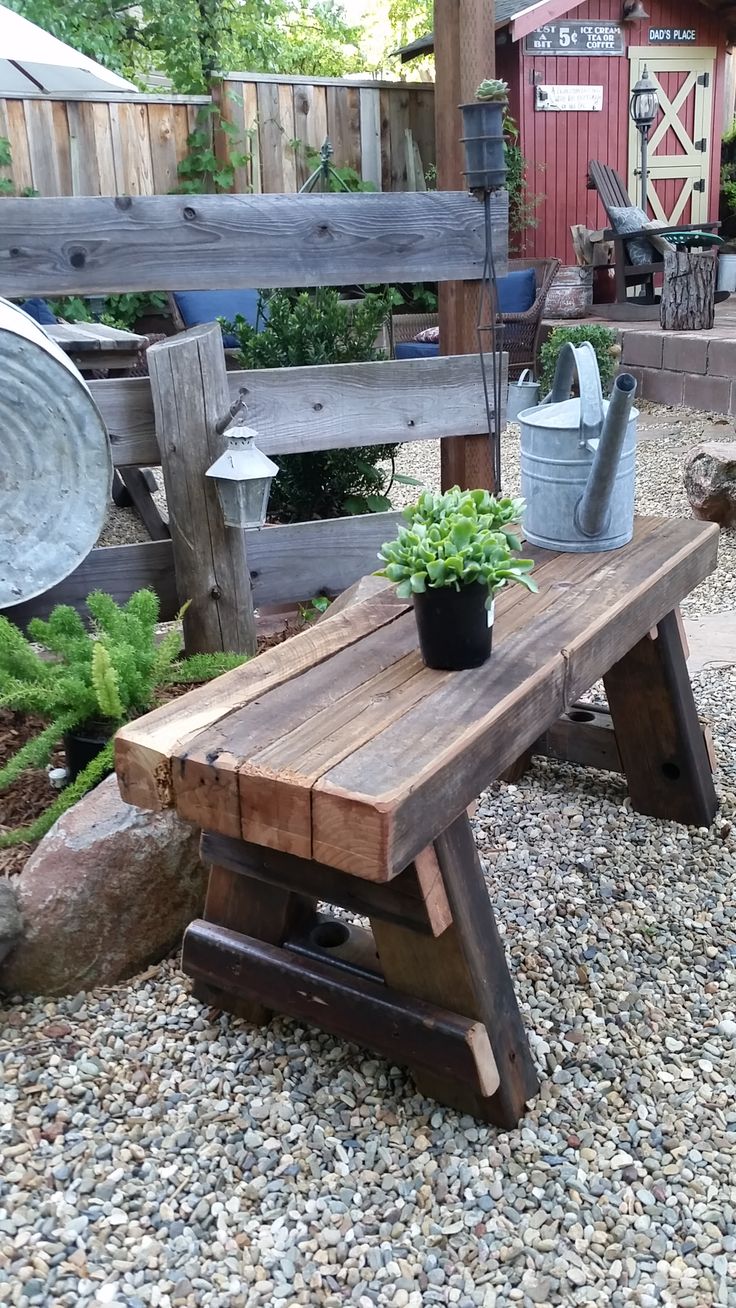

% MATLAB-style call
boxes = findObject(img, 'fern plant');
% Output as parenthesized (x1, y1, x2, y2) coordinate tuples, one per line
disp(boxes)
(0, 590, 246, 848)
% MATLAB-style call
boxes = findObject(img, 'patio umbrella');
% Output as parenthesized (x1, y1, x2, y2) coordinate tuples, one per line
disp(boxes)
(0, 4, 137, 94)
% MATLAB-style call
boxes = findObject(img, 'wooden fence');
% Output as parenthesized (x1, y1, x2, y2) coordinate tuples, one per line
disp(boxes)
(0, 74, 436, 199)
(0, 189, 507, 647)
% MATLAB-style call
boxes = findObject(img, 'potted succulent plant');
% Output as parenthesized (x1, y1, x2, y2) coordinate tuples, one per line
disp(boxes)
(460, 79, 509, 191)
(376, 488, 537, 671)
(0, 589, 246, 847)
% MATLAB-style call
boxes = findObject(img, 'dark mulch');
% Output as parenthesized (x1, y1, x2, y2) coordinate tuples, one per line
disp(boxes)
(0, 618, 309, 878)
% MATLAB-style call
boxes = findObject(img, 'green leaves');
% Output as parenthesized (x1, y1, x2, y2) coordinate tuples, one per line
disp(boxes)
(376, 486, 538, 605)
(539, 326, 619, 398)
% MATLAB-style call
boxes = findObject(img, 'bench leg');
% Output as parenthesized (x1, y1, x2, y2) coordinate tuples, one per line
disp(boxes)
(372, 812, 539, 1128)
(193, 863, 315, 1022)
(603, 609, 717, 828)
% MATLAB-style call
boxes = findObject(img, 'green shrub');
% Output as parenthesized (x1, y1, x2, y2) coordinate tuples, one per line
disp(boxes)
(0, 590, 246, 847)
(227, 288, 397, 522)
(539, 324, 619, 396)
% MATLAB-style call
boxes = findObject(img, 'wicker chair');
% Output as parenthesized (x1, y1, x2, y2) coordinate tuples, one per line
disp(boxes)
(389, 262, 559, 377)
(500, 257, 560, 379)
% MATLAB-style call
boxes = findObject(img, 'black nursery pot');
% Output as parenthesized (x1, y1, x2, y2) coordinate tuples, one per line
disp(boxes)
(413, 582, 493, 671)
(63, 720, 113, 782)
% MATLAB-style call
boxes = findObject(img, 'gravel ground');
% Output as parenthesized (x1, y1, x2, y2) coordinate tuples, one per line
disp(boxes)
(5, 404, 736, 1308)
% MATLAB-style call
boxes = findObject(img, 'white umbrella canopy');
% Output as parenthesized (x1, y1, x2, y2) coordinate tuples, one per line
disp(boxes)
(0, 4, 137, 94)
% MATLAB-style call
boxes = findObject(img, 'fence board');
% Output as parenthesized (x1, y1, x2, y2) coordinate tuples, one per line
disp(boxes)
(94, 353, 506, 467)
(359, 88, 382, 189)
(0, 191, 502, 296)
(90, 103, 117, 194)
(0, 82, 435, 201)
(4, 511, 404, 626)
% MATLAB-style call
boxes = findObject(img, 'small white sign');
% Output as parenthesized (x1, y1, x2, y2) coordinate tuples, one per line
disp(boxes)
(535, 84, 603, 112)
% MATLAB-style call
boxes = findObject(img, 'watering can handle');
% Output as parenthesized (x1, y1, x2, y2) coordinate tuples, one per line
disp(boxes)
(516, 367, 533, 385)
(549, 341, 604, 450)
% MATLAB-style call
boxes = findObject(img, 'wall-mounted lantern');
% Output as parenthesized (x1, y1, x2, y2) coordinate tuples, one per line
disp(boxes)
(206, 416, 278, 530)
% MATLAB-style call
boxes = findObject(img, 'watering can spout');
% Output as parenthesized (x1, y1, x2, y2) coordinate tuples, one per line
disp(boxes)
(576, 373, 637, 539)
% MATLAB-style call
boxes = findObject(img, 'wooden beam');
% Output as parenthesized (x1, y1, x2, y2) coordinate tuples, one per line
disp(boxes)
(510, 0, 587, 42)
(0, 191, 505, 297)
(201, 831, 451, 938)
(182, 919, 500, 1097)
(93, 352, 508, 470)
(147, 324, 257, 656)
(434, 0, 501, 494)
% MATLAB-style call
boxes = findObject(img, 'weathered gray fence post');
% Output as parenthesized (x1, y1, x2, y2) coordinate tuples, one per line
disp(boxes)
(148, 323, 257, 656)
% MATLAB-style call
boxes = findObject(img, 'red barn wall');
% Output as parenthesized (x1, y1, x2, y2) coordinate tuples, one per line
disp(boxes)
(505, 0, 729, 261)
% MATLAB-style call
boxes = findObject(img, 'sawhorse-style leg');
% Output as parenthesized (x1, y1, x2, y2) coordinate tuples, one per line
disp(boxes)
(603, 609, 718, 827)
(183, 822, 539, 1128)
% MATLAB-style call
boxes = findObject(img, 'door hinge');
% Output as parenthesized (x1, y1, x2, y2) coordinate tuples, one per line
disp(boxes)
(693, 178, 706, 192)
(697, 72, 710, 87)
(695, 138, 707, 152)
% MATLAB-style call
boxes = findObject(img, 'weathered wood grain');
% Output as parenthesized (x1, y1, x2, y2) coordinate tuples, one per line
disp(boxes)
(182, 920, 500, 1096)
(114, 580, 406, 811)
(147, 324, 257, 656)
(359, 88, 382, 189)
(0, 191, 503, 296)
(200, 831, 450, 937)
(93, 352, 507, 469)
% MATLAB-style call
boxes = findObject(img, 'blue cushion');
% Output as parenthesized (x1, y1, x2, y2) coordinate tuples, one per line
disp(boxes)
(173, 290, 266, 347)
(496, 267, 536, 314)
(21, 297, 57, 325)
(395, 342, 440, 359)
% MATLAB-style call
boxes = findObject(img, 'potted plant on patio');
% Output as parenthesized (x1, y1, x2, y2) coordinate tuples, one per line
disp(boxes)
(0, 589, 246, 847)
(376, 487, 537, 671)
(460, 78, 509, 191)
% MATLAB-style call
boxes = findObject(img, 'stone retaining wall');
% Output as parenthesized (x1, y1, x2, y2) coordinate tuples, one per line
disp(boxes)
(620, 331, 736, 415)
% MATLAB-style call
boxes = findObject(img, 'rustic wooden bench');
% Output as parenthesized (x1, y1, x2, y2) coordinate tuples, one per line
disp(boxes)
(115, 516, 719, 1128)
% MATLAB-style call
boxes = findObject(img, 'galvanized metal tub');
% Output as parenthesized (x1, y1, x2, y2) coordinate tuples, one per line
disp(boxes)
(506, 368, 540, 424)
(0, 298, 112, 608)
(545, 265, 594, 319)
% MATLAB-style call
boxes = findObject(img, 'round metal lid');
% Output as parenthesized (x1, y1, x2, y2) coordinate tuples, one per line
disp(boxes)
(0, 299, 112, 608)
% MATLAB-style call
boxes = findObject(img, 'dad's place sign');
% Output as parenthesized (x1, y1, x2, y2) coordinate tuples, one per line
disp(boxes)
(648, 27, 697, 42)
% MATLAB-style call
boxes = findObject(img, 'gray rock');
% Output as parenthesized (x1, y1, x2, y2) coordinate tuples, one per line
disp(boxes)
(0, 774, 206, 996)
(0, 879, 22, 964)
(683, 442, 736, 528)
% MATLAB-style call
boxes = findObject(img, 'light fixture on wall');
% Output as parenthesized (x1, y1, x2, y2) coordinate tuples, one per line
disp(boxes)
(622, 0, 649, 20)
(629, 66, 659, 213)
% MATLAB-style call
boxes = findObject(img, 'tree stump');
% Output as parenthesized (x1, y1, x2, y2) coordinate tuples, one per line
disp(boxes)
(660, 250, 716, 331)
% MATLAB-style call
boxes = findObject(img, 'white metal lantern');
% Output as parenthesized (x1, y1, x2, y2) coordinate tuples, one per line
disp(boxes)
(205, 420, 279, 529)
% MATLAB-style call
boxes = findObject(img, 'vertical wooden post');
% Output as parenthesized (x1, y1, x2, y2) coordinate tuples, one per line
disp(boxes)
(148, 324, 257, 656)
(434, 0, 497, 493)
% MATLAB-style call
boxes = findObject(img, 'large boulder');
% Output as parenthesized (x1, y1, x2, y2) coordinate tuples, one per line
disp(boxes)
(0, 775, 206, 996)
(683, 442, 736, 528)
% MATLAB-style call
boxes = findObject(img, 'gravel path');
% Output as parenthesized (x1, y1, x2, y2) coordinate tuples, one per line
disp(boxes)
(5, 405, 736, 1308)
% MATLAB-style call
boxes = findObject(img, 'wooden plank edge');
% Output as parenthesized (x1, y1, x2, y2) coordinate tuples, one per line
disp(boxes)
(182, 919, 500, 1097)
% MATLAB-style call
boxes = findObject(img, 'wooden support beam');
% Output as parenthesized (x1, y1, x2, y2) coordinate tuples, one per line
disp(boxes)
(200, 831, 451, 938)
(603, 611, 718, 828)
(116, 468, 170, 542)
(147, 323, 257, 656)
(434, 0, 499, 494)
(183, 919, 500, 1097)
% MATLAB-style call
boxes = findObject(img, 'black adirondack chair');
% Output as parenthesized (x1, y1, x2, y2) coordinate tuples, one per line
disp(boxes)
(586, 160, 720, 304)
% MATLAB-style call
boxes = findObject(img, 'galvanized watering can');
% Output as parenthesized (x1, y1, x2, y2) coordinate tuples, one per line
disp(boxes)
(518, 341, 638, 552)
(506, 368, 540, 424)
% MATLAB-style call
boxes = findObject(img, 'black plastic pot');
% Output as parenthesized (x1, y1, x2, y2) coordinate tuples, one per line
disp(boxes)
(459, 101, 507, 191)
(413, 582, 493, 671)
(63, 720, 113, 782)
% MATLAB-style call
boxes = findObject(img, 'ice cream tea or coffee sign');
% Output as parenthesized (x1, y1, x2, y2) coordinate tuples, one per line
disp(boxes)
(535, 85, 604, 112)
(525, 22, 624, 55)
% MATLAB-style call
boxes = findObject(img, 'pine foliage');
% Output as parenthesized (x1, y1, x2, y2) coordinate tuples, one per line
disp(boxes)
(0, 589, 248, 847)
